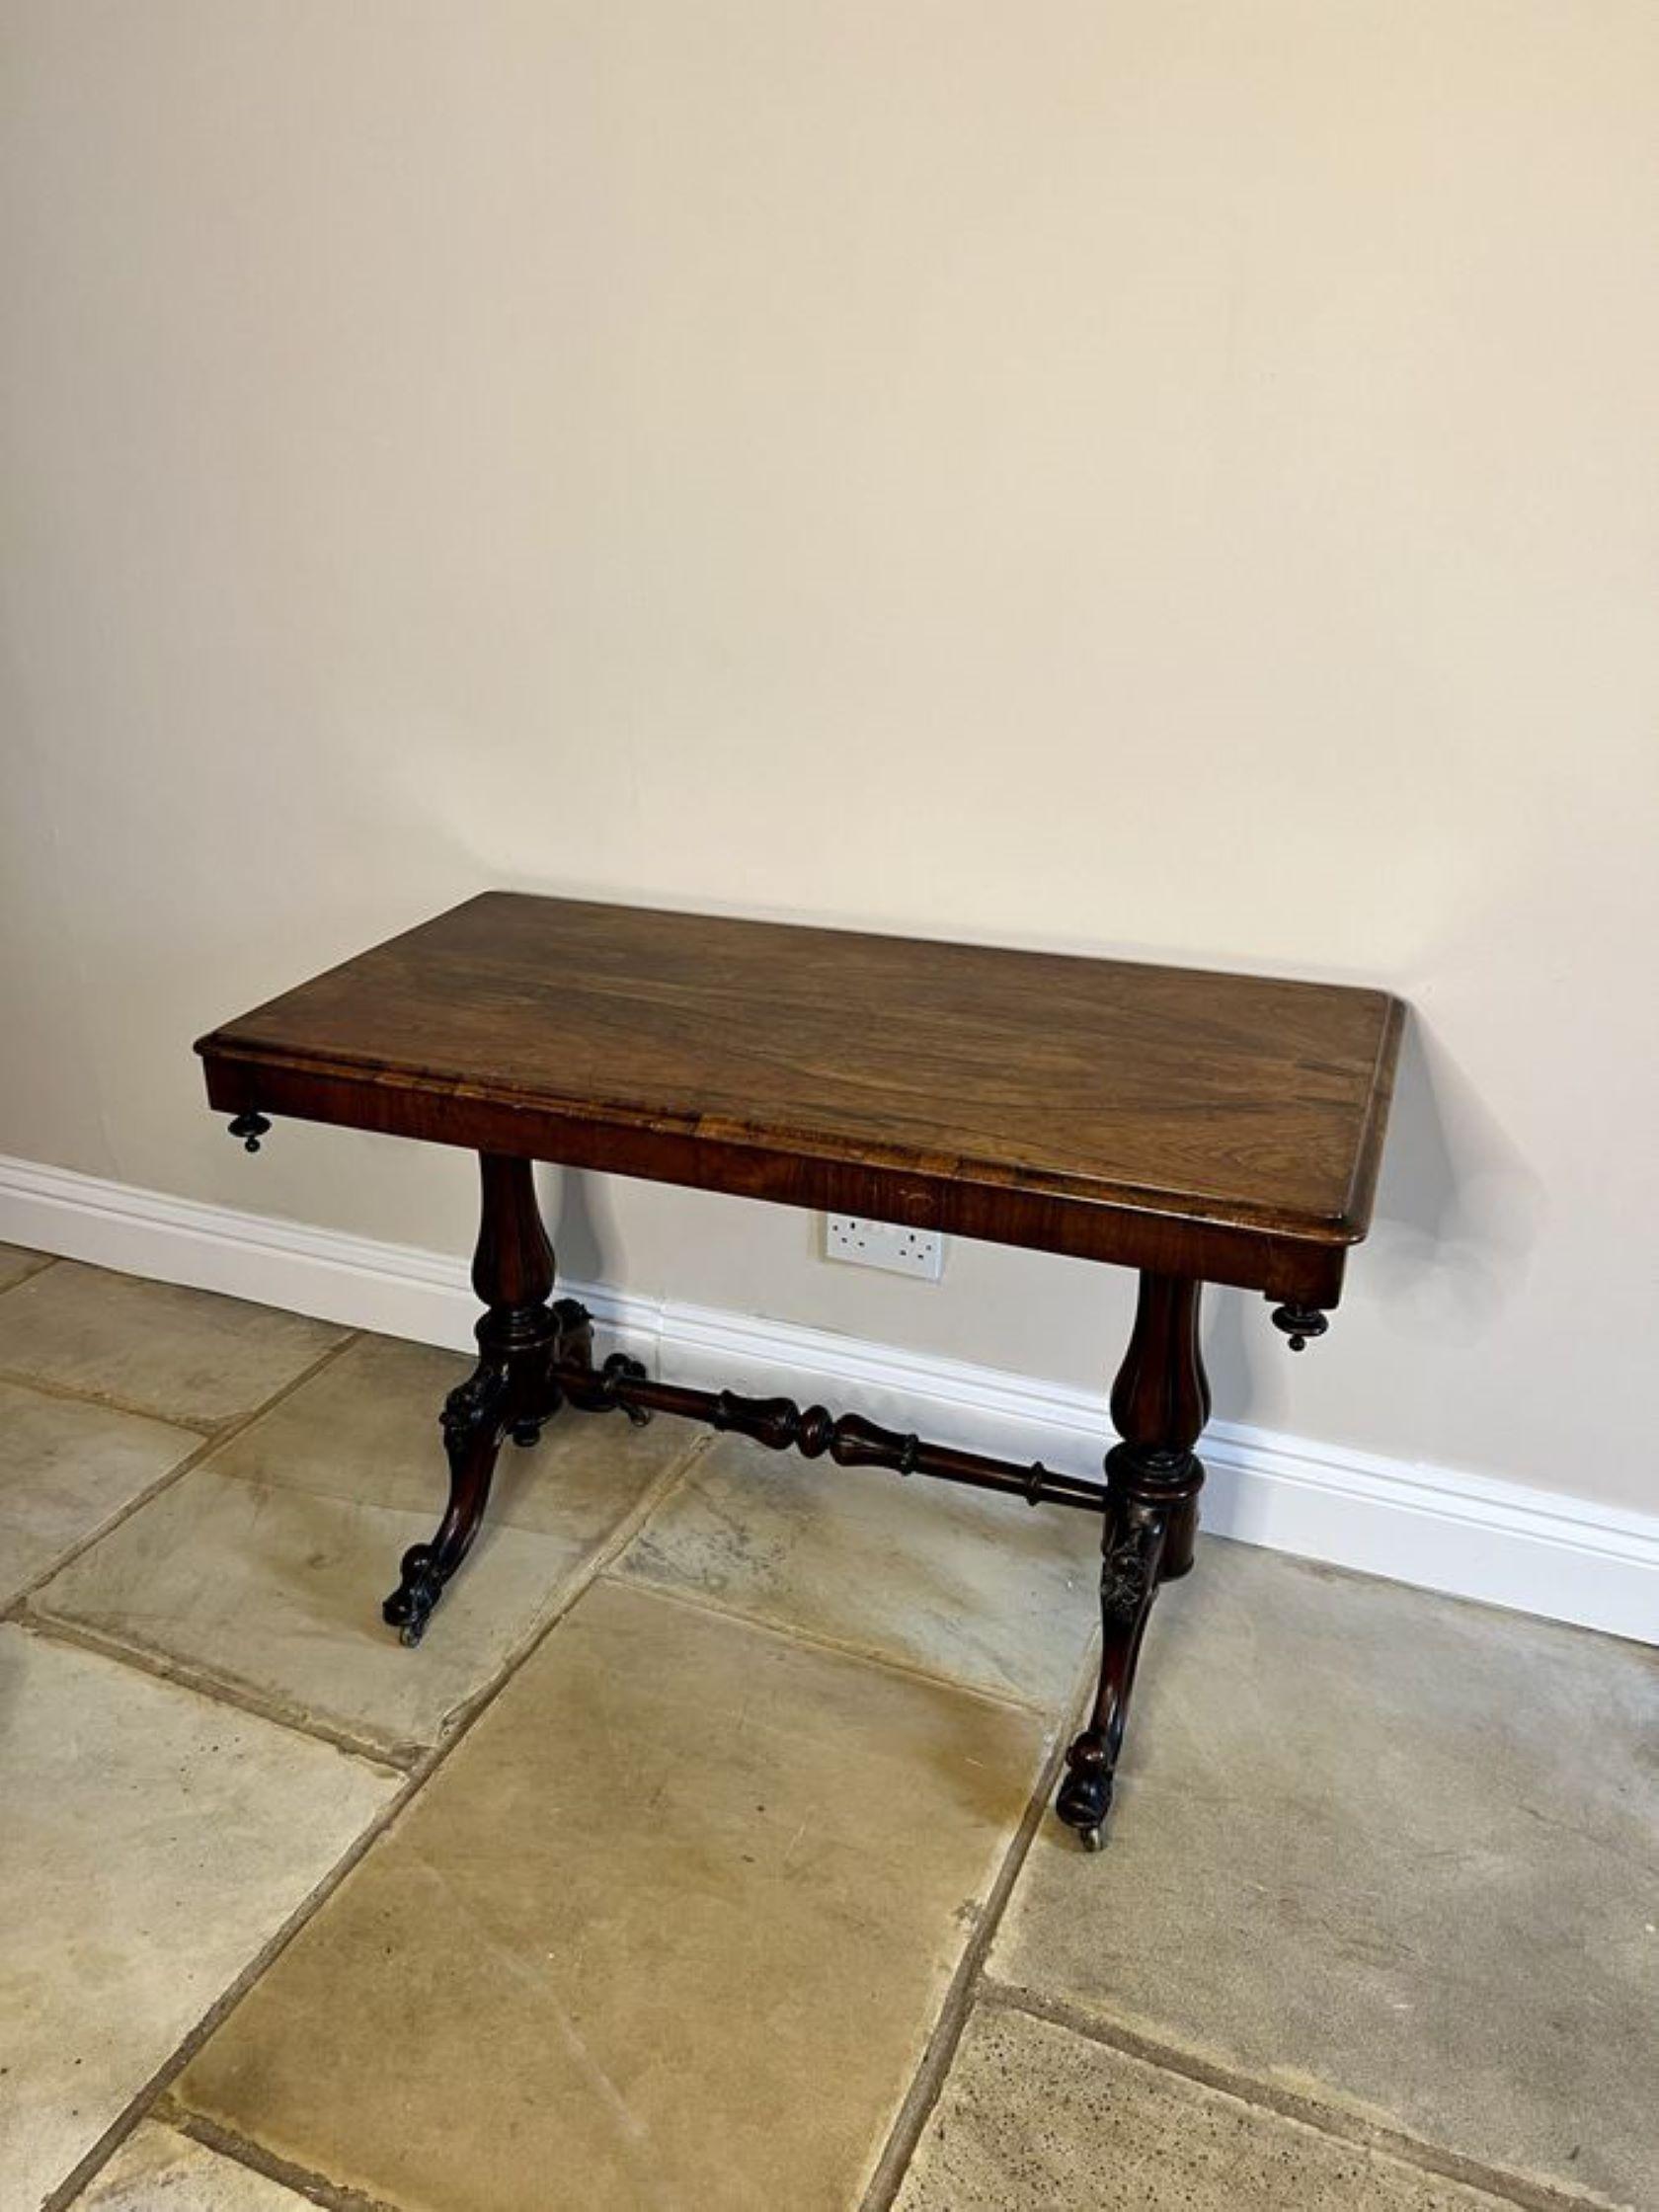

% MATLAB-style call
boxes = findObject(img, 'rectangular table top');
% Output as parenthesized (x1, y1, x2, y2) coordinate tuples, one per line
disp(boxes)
(197, 893, 1402, 1304)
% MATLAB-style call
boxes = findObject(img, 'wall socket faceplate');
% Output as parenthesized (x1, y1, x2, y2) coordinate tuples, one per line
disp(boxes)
(824, 1214, 945, 1281)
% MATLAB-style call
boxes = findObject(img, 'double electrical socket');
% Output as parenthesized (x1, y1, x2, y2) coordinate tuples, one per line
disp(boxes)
(824, 1214, 945, 1281)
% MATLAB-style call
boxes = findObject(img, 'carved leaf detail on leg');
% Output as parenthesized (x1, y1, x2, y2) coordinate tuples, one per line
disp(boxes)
(438, 1365, 510, 1458)
(1100, 1534, 1156, 1625)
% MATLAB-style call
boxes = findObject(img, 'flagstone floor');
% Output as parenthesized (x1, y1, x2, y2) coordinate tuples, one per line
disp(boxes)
(1, 1244, 1654, 2211)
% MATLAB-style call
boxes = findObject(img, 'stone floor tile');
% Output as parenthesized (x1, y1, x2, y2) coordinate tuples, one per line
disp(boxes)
(617, 1431, 1099, 1709)
(0, 1242, 52, 1293)
(990, 1540, 1659, 2211)
(176, 1580, 1050, 2212)
(71, 2120, 320, 2209)
(893, 2005, 1509, 2211)
(0, 1624, 397, 2212)
(29, 1334, 697, 1758)
(0, 1379, 198, 1606)
(0, 1262, 344, 1429)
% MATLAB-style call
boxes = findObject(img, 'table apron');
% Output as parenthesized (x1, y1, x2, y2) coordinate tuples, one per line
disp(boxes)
(201, 1052, 1352, 1305)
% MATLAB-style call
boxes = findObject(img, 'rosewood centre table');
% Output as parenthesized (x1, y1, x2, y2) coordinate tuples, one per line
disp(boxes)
(197, 893, 1402, 1850)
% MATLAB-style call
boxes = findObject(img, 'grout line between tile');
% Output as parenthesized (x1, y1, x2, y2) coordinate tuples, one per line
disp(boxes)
(597, 1563, 1081, 1724)
(856, 1587, 1604, 2212)
(0, 1331, 364, 1621)
(40, 1762, 422, 2212)
(0, 1249, 60, 1293)
(23, 1294, 1627, 2212)
(21, 1417, 715, 1773)
(0, 1361, 217, 1433)
(12, 1611, 416, 1774)
(42, 1418, 712, 2211)
(971, 1982, 1609, 2212)
(156, 2103, 407, 2212)
(856, 1643, 1097, 2212)
(360, 1419, 717, 1763)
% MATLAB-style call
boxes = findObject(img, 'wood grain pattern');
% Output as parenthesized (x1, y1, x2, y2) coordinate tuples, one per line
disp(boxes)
(197, 893, 1402, 1303)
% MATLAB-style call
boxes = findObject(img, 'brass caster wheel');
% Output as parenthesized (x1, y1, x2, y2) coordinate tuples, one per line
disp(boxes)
(1079, 1826, 1104, 1854)
(383, 1546, 441, 1648)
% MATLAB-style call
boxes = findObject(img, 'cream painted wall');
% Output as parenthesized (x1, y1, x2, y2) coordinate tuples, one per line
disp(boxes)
(2, 4, 1654, 1513)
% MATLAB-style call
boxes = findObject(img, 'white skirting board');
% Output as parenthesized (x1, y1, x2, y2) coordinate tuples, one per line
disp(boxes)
(2, 1149, 1653, 1647)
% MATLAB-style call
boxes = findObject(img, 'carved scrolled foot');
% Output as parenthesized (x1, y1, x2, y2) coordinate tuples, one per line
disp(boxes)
(1052, 1500, 1175, 1849)
(1055, 1736, 1113, 1852)
(1058, 1275, 1210, 1856)
(385, 1152, 559, 1649)
(382, 1369, 510, 1649)
(382, 1543, 444, 1647)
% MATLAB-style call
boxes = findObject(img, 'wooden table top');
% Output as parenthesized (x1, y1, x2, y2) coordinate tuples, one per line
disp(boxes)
(198, 893, 1402, 1304)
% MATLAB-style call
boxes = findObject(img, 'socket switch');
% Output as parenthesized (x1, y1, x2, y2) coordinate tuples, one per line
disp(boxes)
(824, 1214, 945, 1281)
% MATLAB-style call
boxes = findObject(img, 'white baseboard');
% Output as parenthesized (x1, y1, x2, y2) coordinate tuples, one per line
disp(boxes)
(3, 1150, 1654, 1646)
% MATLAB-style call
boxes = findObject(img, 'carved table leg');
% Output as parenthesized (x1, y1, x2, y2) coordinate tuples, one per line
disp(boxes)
(383, 1155, 567, 1646)
(1056, 1274, 1208, 1851)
